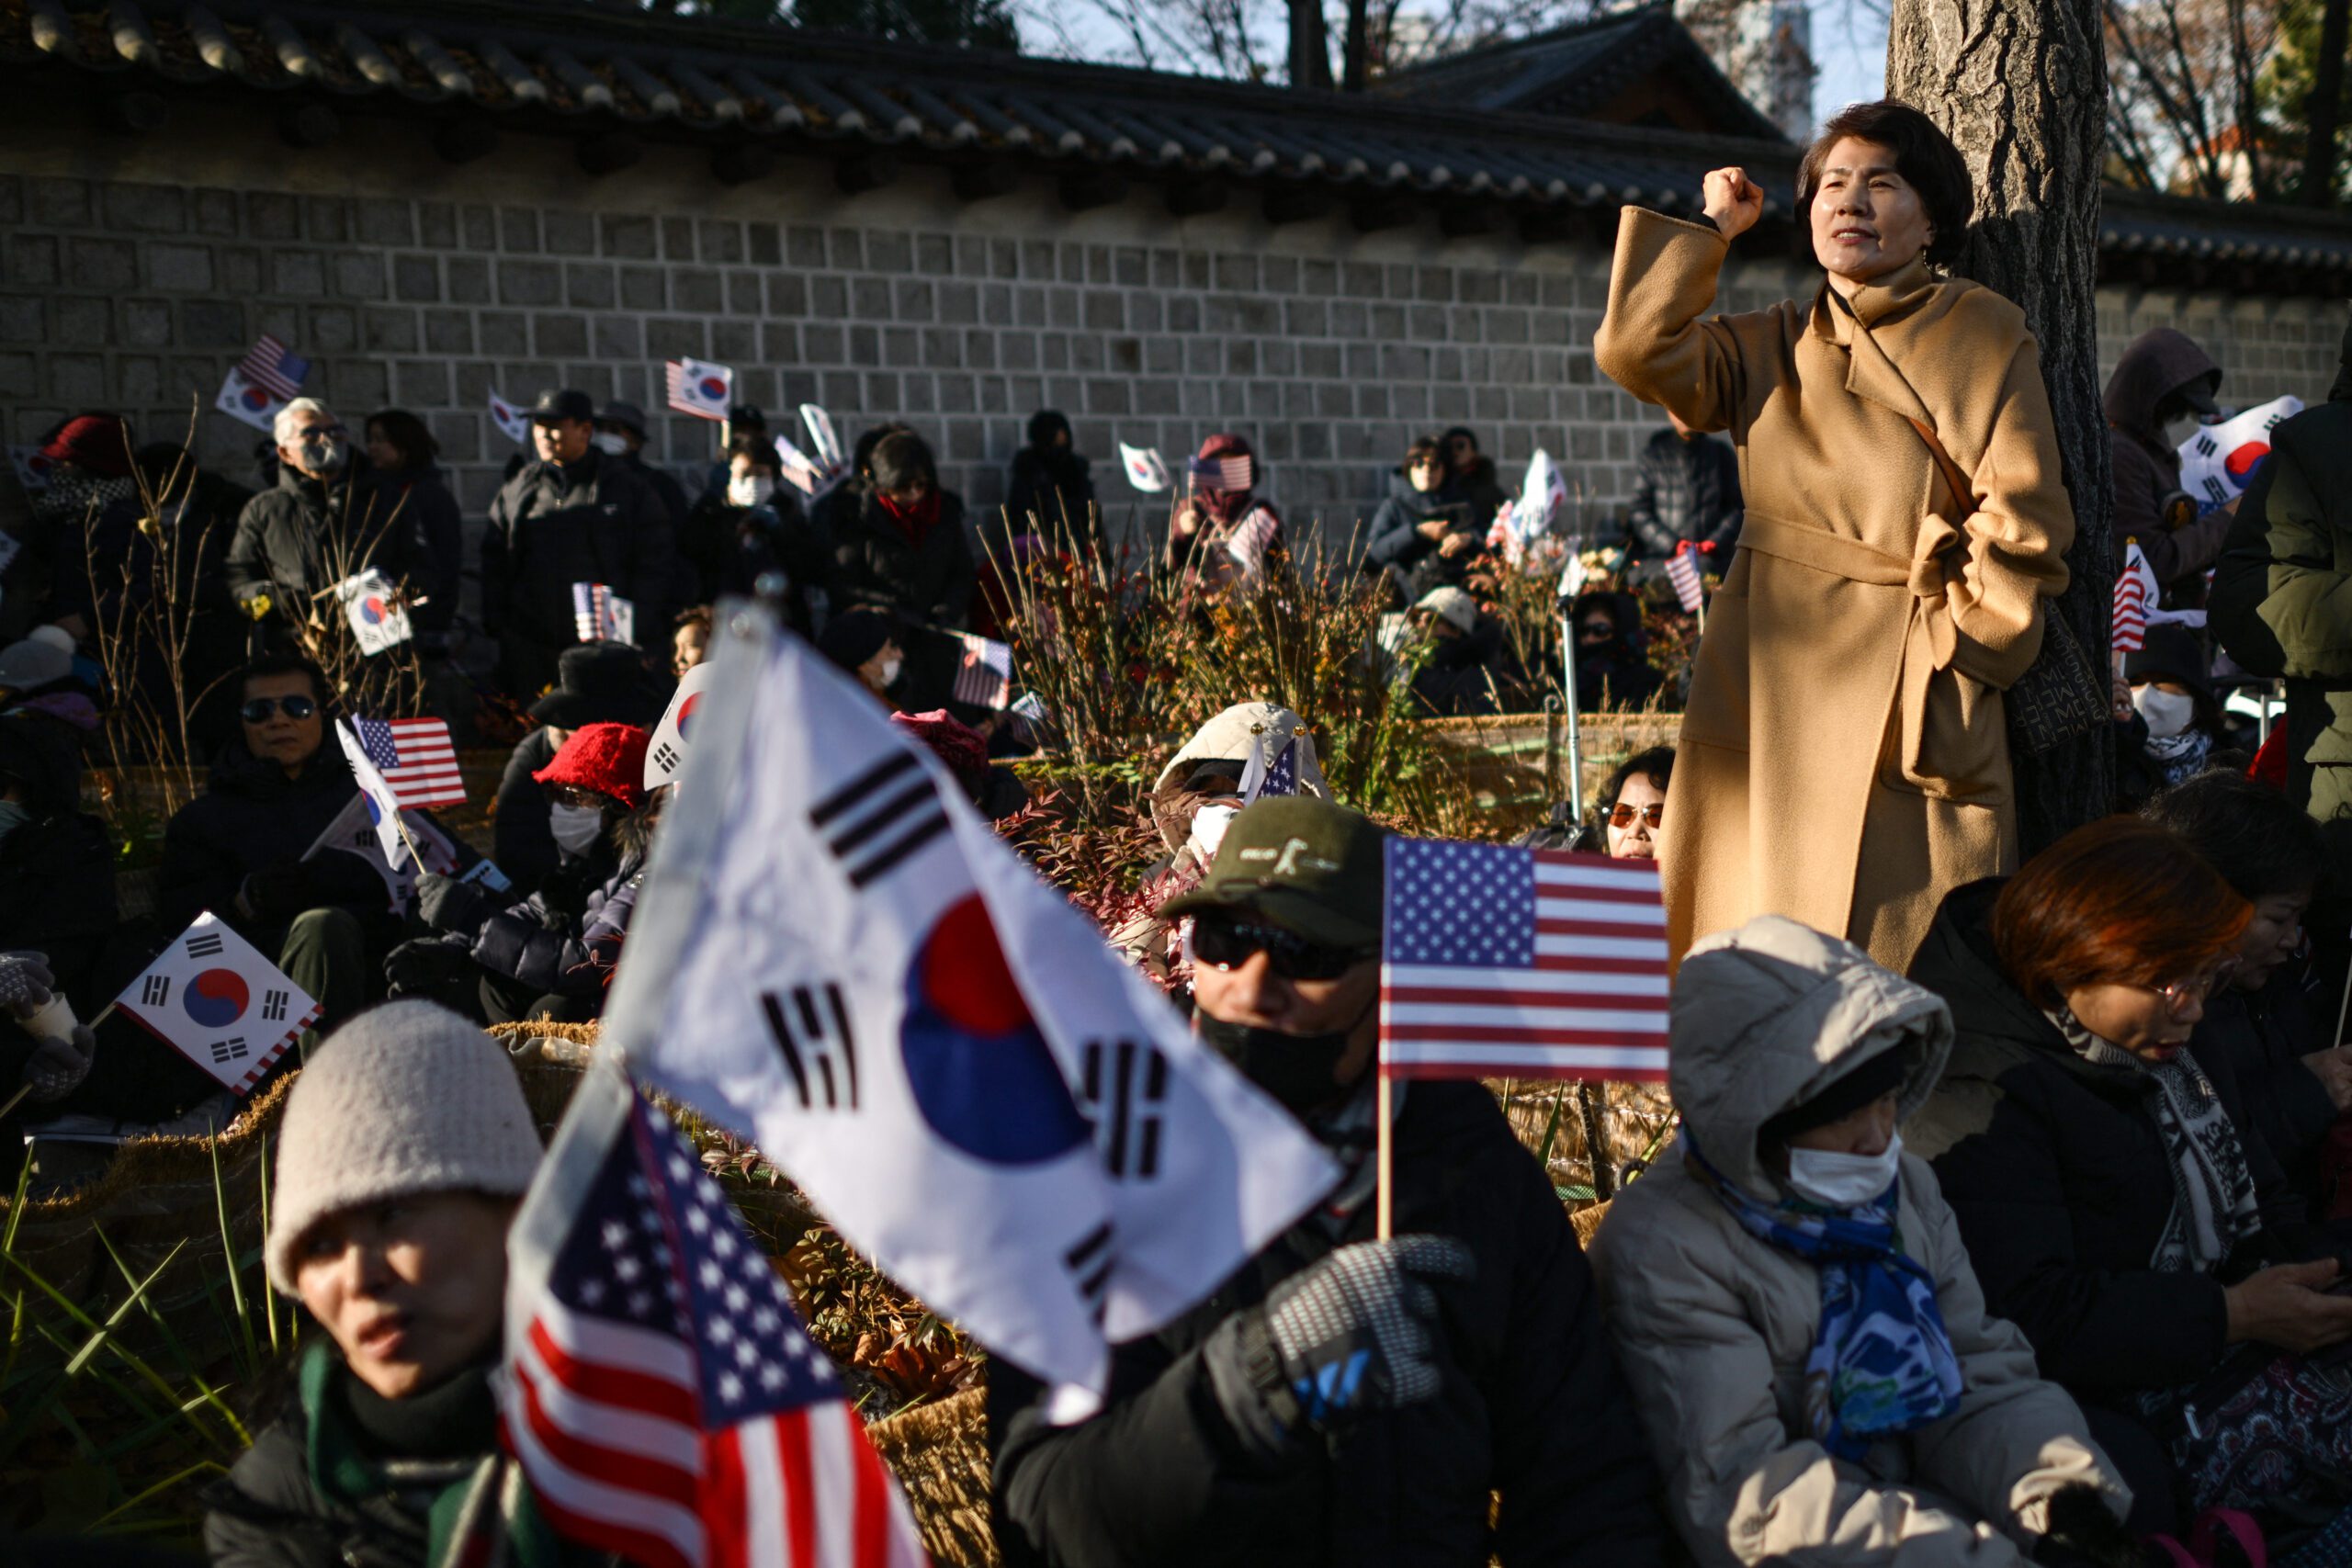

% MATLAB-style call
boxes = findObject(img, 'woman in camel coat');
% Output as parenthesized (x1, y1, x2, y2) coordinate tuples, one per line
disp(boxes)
(1594, 100, 2075, 972)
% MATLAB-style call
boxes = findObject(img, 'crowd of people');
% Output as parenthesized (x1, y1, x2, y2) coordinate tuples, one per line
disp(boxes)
(0, 87, 2348, 1568)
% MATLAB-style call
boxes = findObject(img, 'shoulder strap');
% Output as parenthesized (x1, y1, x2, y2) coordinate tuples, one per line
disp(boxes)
(1904, 416, 1973, 519)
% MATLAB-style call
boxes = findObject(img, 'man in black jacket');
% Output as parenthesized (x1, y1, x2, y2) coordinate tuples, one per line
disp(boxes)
(225, 400, 409, 631)
(481, 389, 674, 701)
(594, 399, 690, 534)
(1622, 413, 1742, 579)
(989, 796, 1668, 1568)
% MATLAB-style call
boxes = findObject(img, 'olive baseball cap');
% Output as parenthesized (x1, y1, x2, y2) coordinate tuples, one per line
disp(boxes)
(1159, 795, 1386, 950)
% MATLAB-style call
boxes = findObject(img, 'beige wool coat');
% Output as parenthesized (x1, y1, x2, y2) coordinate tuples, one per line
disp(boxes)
(1594, 209, 2075, 971)
(1592, 916, 2126, 1567)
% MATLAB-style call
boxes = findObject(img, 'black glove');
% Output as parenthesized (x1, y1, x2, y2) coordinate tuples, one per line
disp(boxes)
(21, 1024, 96, 1103)
(239, 862, 318, 925)
(414, 871, 492, 938)
(0, 952, 55, 1017)
(1206, 1235, 1472, 1460)
(2033, 1483, 2154, 1568)
(383, 937, 478, 999)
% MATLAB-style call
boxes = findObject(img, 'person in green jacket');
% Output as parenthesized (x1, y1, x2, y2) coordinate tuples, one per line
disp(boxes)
(2212, 310, 2352, 826)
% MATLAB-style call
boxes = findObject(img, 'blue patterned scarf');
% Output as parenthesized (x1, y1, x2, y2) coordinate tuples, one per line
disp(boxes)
(1688, 1138, 1964, 1459)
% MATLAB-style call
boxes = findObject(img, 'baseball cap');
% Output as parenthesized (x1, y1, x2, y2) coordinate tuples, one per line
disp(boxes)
(1159, 795, 1386, 950)
(528, 389, 595, 423)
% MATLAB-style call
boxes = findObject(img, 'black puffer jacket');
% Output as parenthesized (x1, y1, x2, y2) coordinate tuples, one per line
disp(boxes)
(989, 1079, 1668, 1568)
(224, 461, 412, 608)
(678, 491, 826, 626)
(491, 728, 561, 899)
(1363, 475, 1474, 575)
(157, 744, 388, 936)
(2194, 976, 2339, 1216)
(1001, 446, 1102, 557)
(1623, 426, 1742, 568)
(1905, 878, 2319, 1405)
(481, 451, 673, 654)
(370, 466, 464, 635)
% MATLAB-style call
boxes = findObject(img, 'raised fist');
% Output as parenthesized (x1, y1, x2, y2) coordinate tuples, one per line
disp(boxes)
(1702, 166, 1766, 241)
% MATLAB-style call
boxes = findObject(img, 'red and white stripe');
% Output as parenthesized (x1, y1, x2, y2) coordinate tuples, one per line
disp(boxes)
(238, 334, 304, 401)
(1666, 549, 1705, 613)
(1225, 507, 1280, 577)
(2112, 542, 2152, 655)
(1382, 852, 1670, 1082)
(373, 717, 466, 808)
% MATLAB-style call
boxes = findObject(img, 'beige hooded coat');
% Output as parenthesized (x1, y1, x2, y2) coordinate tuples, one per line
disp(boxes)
(1591, 916, 2125, 1567)
(1594, 210, 2075, 972)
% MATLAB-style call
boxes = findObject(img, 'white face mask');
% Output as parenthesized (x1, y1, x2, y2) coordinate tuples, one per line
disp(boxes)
(1787, 1133, 1904, 1209)
(591, 431, 630, 457)
(1186, 803, 1238, 863)
(548, 800, 605, 853)
(729, 474, 775, 508)
(2133, 684, 2196, 739)
(876, 657, 901, 691)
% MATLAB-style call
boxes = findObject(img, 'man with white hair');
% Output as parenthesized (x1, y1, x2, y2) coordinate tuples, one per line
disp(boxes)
(225, 397, 410, 626)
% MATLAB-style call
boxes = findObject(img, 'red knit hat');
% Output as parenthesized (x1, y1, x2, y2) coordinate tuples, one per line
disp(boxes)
(40, 414, 133, 479)
(532, 722, 650, 811)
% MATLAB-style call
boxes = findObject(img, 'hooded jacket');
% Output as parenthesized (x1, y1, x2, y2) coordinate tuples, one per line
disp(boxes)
(1594, 916, 2123, 1567)
(2209, 312, 2352, 824)
(2105, 329, 2231, 588)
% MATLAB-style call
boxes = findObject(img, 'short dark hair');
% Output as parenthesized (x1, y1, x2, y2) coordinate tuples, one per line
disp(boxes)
(2141, 771, 2327, 902)
(1993, 818, 2249, 1010)
(1797, 100, 1973, 269)
(869, 432, 936, 495)
(726, 432, 778, 472)
(674, 604, 714, 637)
(240, 650, 330, 709)
(1403, 436, 1442, 470)
(852, 422, 913, 477)
(1598, 746, 1675, 813)
(365, 409, 439, 471)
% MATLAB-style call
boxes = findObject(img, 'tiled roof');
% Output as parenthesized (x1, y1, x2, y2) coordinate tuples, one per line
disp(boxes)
(6, 0, 2348, 286)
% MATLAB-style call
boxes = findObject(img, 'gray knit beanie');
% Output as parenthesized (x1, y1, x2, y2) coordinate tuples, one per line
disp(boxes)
(266, 999, 544, 1295)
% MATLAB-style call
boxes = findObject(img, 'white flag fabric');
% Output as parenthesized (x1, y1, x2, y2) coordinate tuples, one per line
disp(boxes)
(600, 606, 1339, 1410)
(334, 719, 411, 868)
(1120, 444, 1170, 493)
(1557, 546, 1590, 602)
(334, 568, 413, 656)
(6, 446, 51, 494)
(666, 357, 734, 421)
(643, 660, 716, 790)
(489, 390, 531, 445)
(2177, 396, 2302, 514)
(773, 434, 826, 496)
(113, 913, 319, 1095)
(800, 403, 845, 470)
(304, 793, 496, 911)
(215, 367, 288, 434)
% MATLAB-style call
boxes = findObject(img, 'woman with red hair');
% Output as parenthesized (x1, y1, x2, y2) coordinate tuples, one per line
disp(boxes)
(1907, 818, 2352, 1541)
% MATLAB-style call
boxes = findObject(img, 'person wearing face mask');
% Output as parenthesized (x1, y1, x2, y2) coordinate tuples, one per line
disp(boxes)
(992, 796, 1671, 1568)
(204, 1001, 571, 1568)
(679, 434, 822, 628)
(1166, 434, 1284, 594)
(2145, 772, 2346, 1216)
(1363, 437, 1474, 602)
(1594, 916, 2134, 1567)
(226, 400, 413, 636)
(1597, 748, 1673, 861)
(816, 607, 906, 709)
(1909, 818, 2352, 1538)
(1567, 589, 1666, 712)
(592, 400, 689, 536)
(1403, 584, 1524, 716)
(825, 431, 975, 713)
(388, 723, 658, 1025)
(2119, 625, 2228, 797)
(2105, 328, 2233, 592)
(1596, 101, 2074, 976)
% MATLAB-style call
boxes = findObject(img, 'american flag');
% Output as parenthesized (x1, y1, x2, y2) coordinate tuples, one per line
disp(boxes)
(951, 631, 1013, 709)
(350, 716, 467, 809)
(2113, 541, 2152, 655)
(1241, 737, 1300, 803)
(1225, 508, 1281, 579)
(1189, 454, 1253, 491)
(503, 1072, 927, 1568)
(237, 334, 311, 403)
(1666, 549, 1705, 614)
(1380, 840, 1669, 1082)
(574, 582, 636, 645)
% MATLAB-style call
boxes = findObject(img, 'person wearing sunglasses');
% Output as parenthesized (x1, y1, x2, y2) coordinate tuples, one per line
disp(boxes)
(1909, 818, 2352, 1538)
(1598, 747, 1675, 861)
(157, 652, 393, 1045)
(992, 795, 1669, 1568)
(224, 398, 414, 637)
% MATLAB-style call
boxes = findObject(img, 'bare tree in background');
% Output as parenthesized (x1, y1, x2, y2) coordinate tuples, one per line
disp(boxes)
(2103, 0, 2283, 197)
(1887, 0, 2116, 853)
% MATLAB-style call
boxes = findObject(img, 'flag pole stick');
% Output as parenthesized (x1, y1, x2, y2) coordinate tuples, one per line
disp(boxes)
(2335, 960, 2352, 1051)
(1695, 583, 1707, 637)
(0, 1081, 28, 1124)
(1558, 615, 1584, 823)
(1375, 1071, 1394, 1241)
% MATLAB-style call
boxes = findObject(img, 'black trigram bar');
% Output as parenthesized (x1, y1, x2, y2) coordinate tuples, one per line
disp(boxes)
(761, 984, 859, 1110)
(1064, 1221, 1114, 1323)
(186, 932, 225, 959)
(807, 750, 951, 889)
(262, 990, 288, 1022)
(141, 975, 170, 1007)
(208, 1036, 249, 1065)
(1080, 1039, 1169, 1181)
(651, 741, 681, 773)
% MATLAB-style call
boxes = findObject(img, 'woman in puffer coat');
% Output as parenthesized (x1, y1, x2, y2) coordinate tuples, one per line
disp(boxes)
(1593, 915, 2135, 1566)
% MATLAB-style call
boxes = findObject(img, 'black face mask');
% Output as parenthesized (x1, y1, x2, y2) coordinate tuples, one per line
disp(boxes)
(1195, 998, 1371, 1118)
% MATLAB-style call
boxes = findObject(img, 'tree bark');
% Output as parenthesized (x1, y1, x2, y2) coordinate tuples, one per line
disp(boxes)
(1290, 0, 1332, 90)
(1887, 0, 2115, 857)
(2306, 0, 2350, 208)
(1342, 0, 1370, 91)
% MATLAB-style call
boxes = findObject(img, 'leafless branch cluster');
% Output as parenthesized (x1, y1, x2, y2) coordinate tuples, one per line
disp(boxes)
(2103, 0, 2284, 198)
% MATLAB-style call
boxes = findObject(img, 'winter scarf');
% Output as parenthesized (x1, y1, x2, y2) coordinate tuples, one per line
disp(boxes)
(2046, 1006, 2261, 1274)
(35, 470, 134, 529)
(876, 489, 943, 544)
(1687, 1137, 1962, 1460)
(2146, 726, 2215, 787)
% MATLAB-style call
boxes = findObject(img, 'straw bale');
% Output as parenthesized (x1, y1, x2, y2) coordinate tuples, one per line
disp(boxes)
(867, 1385, 997, 1568)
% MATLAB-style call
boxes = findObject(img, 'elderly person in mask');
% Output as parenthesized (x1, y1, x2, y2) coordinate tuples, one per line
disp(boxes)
(1596, 100, 2074, 973)
(1594, 916, 2135, 1565)
(225, 399, 411, 631)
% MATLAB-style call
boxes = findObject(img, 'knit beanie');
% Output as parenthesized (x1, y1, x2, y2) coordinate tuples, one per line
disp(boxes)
(40, 414, 133, 479)
(531, 721, 650, 811)
(265, 1000, 542, 1294)
(818, 608, 896, 672)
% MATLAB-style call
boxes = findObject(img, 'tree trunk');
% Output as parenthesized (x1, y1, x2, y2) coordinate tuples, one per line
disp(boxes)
(2306, 0, 2350, 209)
(1887, 0, 2114, 857)
(1289, 0, 1332, 90)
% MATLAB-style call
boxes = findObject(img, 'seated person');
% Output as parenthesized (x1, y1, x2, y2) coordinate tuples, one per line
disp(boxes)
(157, 652, 394, 1030)
(492, 641, 667, 900)
(2145, 770, 2345, 1213)
(817, 608, 906, 711)
(1597, 746, 1673, 862)
(390, 724, 658, 1025)
(1908, 818, 2352, 1538)
(2118, 625, 2232, 806)
(207, 1000, 547, 1565)
(1406, 585, 1524, 717)
(1568, 590, 1664, 712)
(992, 797, 1670, 1567)
(892, 709, 1028, 822)
(1167, 434, 1283, 592)
(1363, 437, 1474, 597)
(1595, 916, 2133, 1567)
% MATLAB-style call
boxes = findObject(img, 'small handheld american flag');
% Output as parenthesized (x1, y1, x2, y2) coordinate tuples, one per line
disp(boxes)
(1188, 454, 1253, 491)
(1225, 508, 1281, 579)
(2112, 542, 2151, 655)
(352, 716, 466, 809)
(950, 632, 1013, 709)
(1666, 549, 1705, 615)
(503, 1061, 929, 1568)
(1380, 840, 1669, 1083)
(237, 334, 311, 403)
(573, 582, 637, 645)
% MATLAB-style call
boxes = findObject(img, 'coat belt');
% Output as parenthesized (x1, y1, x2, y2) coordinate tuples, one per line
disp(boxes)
(1738, 512, 1957, 602)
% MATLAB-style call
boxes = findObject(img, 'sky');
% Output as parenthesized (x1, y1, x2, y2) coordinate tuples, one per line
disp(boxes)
(1808, 0, 1888, 126)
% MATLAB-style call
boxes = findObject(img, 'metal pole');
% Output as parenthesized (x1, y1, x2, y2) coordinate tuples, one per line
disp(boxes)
(1559, 614, 1585, 823)
(2260, 679, 2279, 747)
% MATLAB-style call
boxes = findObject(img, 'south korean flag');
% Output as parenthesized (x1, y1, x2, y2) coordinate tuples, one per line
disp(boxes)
(642, 659, 714, 790)
(334, 568, 413, 657)
(114, 913, 321, 1094)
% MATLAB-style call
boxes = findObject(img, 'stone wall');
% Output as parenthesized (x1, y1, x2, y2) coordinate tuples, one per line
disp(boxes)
(1, 103, 2344, 571)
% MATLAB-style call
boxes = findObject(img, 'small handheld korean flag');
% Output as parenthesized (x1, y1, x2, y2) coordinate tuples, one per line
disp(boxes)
(800, 403, 846, 472)
(489, 390, 531, 446)
(334, 718, 413, 868)
(303, 794, 480, 912)
(599, 604, 1339, 1416)
(644, 659, 715, 790)
(572, 583, 636, 645)
(773, 434, 826, 497)
(665, 357, 734, 422)
(334, 568, 413, 657)
(215, 367, 288, 434)
(2177, 395, 2303, 514)
(6, 446, 51, 495)
(1120, 444, 1170, 493)
(114, 914, 320, 1095)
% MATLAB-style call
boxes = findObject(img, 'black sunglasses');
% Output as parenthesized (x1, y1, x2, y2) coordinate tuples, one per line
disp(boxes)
(1189, 912, 1369, 983)
(241, 694, 317, 723)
